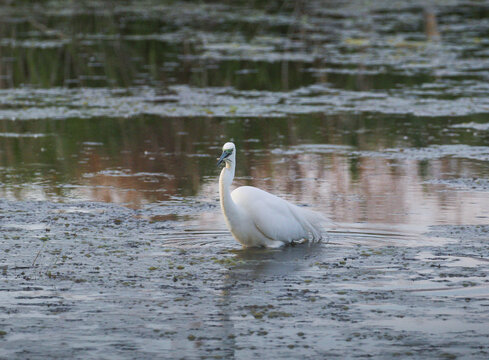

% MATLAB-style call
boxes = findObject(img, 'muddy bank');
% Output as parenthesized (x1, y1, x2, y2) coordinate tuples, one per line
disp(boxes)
(1, 199, 488, 359)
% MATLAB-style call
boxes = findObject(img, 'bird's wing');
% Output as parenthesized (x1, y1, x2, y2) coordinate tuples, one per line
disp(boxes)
(231, 186, 309, 243)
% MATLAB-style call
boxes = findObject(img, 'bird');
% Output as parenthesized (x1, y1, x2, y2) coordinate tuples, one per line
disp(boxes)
(217, 142, 326, 248)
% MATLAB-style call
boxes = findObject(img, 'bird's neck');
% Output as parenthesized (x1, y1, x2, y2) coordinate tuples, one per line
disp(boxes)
(219, 163, 239, 223)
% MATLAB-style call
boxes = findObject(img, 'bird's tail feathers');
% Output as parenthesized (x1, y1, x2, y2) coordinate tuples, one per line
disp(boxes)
(289, 204, 331, 243)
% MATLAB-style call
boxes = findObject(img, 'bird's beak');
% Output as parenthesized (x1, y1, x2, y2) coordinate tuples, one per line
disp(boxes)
(217, 152, 227, 167)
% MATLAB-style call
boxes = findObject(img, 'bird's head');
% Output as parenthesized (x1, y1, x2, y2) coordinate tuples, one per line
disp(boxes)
(217, 142, 235, 167)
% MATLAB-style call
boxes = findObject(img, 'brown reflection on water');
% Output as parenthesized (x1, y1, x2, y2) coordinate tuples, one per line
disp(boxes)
(71, 140, 209, 207)
(199, 152, 489, 229)
(76, 151, 170, 207)
(424, 7, 441, 41)
(2, 137, 488, 226)
(0, 117, 218, 206)
(1, 116, 488, 226)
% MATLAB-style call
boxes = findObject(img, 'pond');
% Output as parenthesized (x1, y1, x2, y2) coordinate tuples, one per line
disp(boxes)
(0, 1, 488, 359)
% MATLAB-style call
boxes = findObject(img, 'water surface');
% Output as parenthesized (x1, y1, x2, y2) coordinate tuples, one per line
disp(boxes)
(0, 1, 488, 359)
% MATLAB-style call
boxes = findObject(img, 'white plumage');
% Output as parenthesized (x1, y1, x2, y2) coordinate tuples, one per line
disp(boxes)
(217, 142, 326, 248)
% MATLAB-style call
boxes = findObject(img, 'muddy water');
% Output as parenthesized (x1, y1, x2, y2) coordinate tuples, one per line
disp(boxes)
(1, 1, 488, 359)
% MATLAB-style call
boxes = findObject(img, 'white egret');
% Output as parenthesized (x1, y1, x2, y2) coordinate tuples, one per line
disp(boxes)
(217, 142, 326, 248)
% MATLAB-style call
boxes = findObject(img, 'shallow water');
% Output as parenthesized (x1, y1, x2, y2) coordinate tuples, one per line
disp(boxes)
(0, 0, 488, 359)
